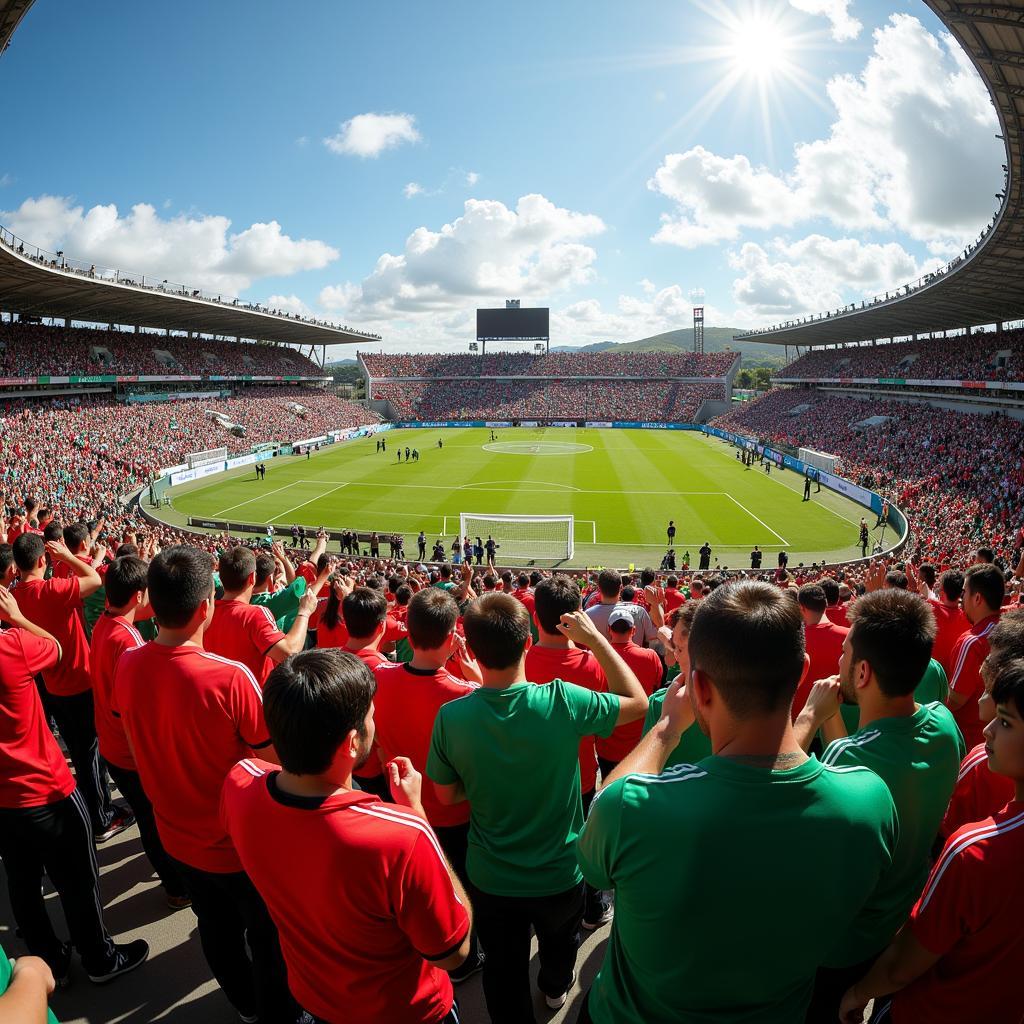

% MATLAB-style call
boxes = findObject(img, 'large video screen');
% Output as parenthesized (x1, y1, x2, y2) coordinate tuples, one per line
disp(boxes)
(476, 307, 550, 341)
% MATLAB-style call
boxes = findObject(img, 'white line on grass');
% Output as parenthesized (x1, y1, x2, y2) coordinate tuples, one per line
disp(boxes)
(296, 479, 726, 497)
(268, 483, 349, 525)
(214, 482, 294, 517)
(724, 495, 789, 546)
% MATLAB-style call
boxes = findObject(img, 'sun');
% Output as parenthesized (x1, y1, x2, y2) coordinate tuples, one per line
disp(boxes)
(727, 16, 793, 79)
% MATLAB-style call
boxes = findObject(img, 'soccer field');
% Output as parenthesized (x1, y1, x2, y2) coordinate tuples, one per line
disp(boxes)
(167, 427, 872, 568)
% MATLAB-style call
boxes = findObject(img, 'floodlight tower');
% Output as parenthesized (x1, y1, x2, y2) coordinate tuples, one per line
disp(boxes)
(693, 306, 704, 354)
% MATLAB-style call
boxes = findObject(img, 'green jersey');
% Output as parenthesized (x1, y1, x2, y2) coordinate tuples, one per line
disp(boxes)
(427, 679, 620, 896)
(251, 576, 307, 631)
(820, 701, 965, 965)
(578, 756, 897, 1024)
(642, 687, 712, 768)
(838, 657, 948, 735)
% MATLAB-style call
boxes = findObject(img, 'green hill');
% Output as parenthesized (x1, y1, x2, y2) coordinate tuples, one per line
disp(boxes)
(552, 328, 787, 367)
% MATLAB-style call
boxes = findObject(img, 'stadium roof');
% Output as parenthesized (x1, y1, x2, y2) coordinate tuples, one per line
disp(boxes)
(0, 0, 377, 349)
(735, 0, 1024, 348)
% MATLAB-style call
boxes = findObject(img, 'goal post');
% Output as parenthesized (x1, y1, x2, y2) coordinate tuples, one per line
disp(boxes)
(459, 513, 574, 564)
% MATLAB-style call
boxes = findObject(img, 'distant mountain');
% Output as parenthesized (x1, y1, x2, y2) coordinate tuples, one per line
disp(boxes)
(325, 358, 359, 368)
(551, 328, 787, 367)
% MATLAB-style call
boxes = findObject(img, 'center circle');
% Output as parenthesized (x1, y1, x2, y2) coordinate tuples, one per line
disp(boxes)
(482, 441, 594, 456)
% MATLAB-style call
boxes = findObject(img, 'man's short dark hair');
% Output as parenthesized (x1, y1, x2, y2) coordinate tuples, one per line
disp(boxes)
(439, 564, 453, 580)
(667, 575, 679, 588)
(115, 543, 139, 558)
(669, 601, 699, 633)
(43, 522, 63, 543)
(0, 543, 13, 577)
(407, 589, 458, 650)
(395, 584, 412, 606)
(991, 657, 1024, 719)
(640, 568, 656, 587)
(939, 570, 964, 602)
(12, 532, 44, 572)
(148, 546, 213, 629)
(219, 547, 256, 591)
(104, 556, 149, 608)
(597, 569, 622, 599)
(501, 571, 513, 588)
(797, 584, 827, 615)
(533, 575, 581, 634)
(516, 572, 529, 588)
(688, 581, 806, 718)
(255, 552, 276, 585)
(847, 590, 936, 698)
(342, 587, 388, 639)
(464, 593, 530, 670)
(965, 564, 1005, 613)
(820, 577, 840, 606)
(63, 522, 90, 552)
(529, 571, 542, 588)
(976, 547, 995, 564)
(482, 574, 497, 591)
(885, 571, 908, 591)
(263, 649, 376, 774)
(985, 609, 1024, 680)
(919, 564, 937, 589)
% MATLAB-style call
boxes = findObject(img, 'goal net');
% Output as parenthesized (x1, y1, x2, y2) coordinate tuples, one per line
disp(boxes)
(459, 513, 574, 565)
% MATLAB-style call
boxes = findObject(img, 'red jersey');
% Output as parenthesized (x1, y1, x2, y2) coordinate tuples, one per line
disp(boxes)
(663, 588, 685, 614)
(940, 743, 1016, 839)
(372, 662, 478, 828)
(792, 619, 848, 719)
(929, 601, 969, 678)
(89, 612, 144, 771)
(11, 576, 92, 696)
(826, 602, 850, 629)
(0, 629, 72, 808)
(511, 587, 536, 618)
(893, 803, 1024, 1024)
(221, 761, 467, 1024)
(204, 599, 285, 686)
(596, 641, 662, 763)
(948, 615, 999, 749)
(524, 645, 606, 793)
(114, 643, 270, 873)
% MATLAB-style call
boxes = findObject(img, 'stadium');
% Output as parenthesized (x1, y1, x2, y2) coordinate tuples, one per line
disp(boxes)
(0, 1, 1023, 1024)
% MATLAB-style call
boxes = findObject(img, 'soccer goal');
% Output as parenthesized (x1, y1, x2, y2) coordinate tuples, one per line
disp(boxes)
(459, 513, 574, 564)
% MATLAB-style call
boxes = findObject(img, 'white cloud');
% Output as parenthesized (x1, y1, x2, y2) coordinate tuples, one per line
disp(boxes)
(728, 234, 941, 320)
(466, 171, 480, 186)
(639, 278, 656, 294)
(404, 182, 424, 199)
(0, 195, 338, 296)
(650, 15, 1003, 250)
(788, 0, 861, 41)
(0, 173, 13, 188)
(265, 293, 312, 317)
(319, 193, 605, 320)
(323, 112, 421, 158)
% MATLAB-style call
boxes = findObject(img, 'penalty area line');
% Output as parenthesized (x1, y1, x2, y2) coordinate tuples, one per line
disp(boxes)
(268, 483, 349, 525)
(724, 495, 789, 547)
(213, 481, 295, 518)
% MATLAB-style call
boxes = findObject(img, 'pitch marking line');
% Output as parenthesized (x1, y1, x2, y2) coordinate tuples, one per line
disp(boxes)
(296, 479, 726, 497)
(214, 482, 294, 517)
(268, 483, 349, 525)
(724, 495, 789, 546)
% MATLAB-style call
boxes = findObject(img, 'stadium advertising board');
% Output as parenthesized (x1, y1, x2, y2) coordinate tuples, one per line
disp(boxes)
(550, 421, 578, 427)
(225, 453, 258, 470)
(170, 462, 224, 486)
(585, 421, 613, 428)
(391, 420, 485, 428)
(817, 471, 876, 509)
(485, 421, 512, 427)
(292, 434, 329, 448)
(519, 421, 539, 427)
(476, 306, 550, 341)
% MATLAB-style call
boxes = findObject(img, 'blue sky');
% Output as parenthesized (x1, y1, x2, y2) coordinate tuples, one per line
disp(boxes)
(0, 0, 1004, 352)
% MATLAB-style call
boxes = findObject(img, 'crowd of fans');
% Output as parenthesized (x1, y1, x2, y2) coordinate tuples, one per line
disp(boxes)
(360, 350, 737, 380)
(779, 329, 1024, 383)
(714, 390, 1024, 567)
(0, 323, 325, 378)
(373, 379, 725, 422)
(0, 389, 378, 538)
(1, 512, 1022, 1023)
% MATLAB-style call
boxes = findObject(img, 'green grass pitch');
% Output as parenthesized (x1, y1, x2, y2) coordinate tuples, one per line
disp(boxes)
(167, 427, 873, 568)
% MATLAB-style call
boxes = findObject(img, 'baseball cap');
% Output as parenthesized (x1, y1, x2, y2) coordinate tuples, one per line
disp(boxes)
(608, 607, 635, 629)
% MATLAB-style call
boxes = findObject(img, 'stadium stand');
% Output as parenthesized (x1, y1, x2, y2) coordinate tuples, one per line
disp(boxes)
(713, 390, 1024, 566)
(0, 322, 325, 378)
(777, 329, 1024, 383)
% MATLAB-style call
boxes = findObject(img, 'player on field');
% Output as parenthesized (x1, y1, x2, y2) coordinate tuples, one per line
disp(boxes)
(427, 594, 647, 1023)
(576, 581, 898, 1024)
(840, 657, 1024, 1024)
(794, 589, 964, 1022)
